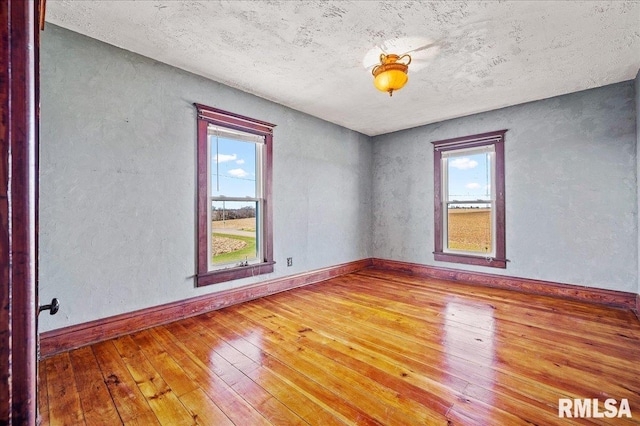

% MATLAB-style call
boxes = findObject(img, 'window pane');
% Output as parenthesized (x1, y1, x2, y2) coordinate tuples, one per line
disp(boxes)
(447, 152, 491, 202)
(447, 203, 492, 253)
(210, 136, 257, 198)
(211, 200, 258, 265)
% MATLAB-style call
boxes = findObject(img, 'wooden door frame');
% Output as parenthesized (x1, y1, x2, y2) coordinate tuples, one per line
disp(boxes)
(1, 0, 39, 423)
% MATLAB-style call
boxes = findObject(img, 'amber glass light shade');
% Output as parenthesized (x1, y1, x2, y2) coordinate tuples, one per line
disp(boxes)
(371, 53, 411, 96)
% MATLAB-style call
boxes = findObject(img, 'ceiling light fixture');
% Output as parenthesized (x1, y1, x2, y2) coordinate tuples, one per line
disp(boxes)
(372, 53, 411, 96)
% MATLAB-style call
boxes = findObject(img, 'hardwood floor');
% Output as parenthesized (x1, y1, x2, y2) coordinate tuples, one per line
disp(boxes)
(38, 269, 640, 425)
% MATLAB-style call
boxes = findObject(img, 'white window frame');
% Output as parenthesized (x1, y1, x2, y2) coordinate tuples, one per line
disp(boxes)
(441, 145, 496, 258)
(207, 125, 265, 271)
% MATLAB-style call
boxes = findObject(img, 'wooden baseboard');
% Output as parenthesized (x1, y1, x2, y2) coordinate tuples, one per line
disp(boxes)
(370, 258, 636, 310)
(39, 258, 373, 358)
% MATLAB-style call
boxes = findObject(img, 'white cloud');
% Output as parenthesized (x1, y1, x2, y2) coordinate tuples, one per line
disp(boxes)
(450, 158, 478, 170)
(236, 159, 245, 165)
(228, 168, 249, 178)
(465, 182, 481, 189)
(215, 153, 237, 163)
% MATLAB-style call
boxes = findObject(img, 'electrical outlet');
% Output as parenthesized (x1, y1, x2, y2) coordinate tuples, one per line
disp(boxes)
(286, 257, 293, 267)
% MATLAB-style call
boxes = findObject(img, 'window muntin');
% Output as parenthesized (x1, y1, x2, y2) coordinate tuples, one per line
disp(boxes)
(432, 130, 506, 268)
(195, 104, 275, 286)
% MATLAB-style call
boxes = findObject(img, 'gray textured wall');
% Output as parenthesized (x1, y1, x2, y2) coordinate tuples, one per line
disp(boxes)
(39, 26, 372, 332)
(372, 82, 638, 292)
(40, 25, 639, 334)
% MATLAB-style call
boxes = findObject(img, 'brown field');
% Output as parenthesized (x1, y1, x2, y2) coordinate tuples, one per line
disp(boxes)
(211, 218, 257, 262)
(212, 214, 491, 254)
(211, 217, 256, 231)
(211, 236, 246, 256)
(447, 208, 491, 253)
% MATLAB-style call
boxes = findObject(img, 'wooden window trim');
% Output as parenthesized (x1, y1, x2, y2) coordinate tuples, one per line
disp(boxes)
(432, 129, 507, 269)
(195, 104, 275, 287)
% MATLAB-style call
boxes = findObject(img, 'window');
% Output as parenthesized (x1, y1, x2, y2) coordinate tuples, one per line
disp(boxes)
(195, 104, 275, 286)
(432, 130, 506, 268)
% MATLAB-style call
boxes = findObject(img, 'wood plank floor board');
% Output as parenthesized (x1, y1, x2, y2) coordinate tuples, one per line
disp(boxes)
(353, 269, 635, 327)
(169, 318, 309, 426)
(257, 294, 573, 412)
(294, 284, 640, 389)
(240, 365, 349, 426)
(148, 326, 273, 426)
(240, 300, 459, 415)
(230, 374, 308, 426)
(269, 282, 637, 422)
(164, 320, 251, 388)
(45, 353, 86, 426)
(182, 315, 346, 425)
(37, 359, 50, 425)
(261, 288, 580, 424)
(357, 269, 640, 332)
(329, 278, 640, 375)
(91, 341, 160, 425)
(207, 309, 420, 425)
(336, 277, 640, 394)
(129, 330, 199, 398)
(224, 303, 452, 425)
(259, 293, 473, 390)
(291, 278, 640, 382)
(230, 304, 456, 424)
(39, 270, 640, 425)
(459, 383, 618, 426)
(327, 274, 640, 348)
(111, 335, 194, 426)
(68, 346, 122, 425)
(200, 311, 380, 425)
(286, 283, 640, 404)
(179, 388, 234, 426)
(228, 294, 617, 426)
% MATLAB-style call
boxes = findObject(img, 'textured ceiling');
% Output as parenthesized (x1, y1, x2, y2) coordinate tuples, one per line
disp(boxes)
(46, 1, 640, 136)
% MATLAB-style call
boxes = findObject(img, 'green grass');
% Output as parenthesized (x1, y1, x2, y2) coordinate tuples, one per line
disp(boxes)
(212, 233, 257, 265)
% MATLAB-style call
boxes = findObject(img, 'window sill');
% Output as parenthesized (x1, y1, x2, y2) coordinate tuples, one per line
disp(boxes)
(434, 252, 506, 269)
(196, 261, 275, 287)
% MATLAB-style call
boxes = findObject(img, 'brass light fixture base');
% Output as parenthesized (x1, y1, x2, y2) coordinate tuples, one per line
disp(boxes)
(372, 53, 411, 96)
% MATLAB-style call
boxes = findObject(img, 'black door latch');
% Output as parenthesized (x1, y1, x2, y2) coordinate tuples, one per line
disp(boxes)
(39, 298, 59, 315)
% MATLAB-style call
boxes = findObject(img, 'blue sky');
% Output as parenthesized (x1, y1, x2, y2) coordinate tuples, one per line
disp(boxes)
(211, 136, 490, 205)
(447, 152, 491, 202)
(210, 136, 257, 199)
